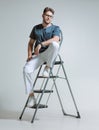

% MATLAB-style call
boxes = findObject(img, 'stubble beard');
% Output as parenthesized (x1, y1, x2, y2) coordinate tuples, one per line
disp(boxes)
(43, 19, 51, 26)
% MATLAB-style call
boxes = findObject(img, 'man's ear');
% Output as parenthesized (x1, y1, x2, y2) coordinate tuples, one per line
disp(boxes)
(42, 14, 44, 18)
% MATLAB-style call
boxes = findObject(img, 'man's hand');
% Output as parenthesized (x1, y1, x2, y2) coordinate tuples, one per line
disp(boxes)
(27, 56, 32, 62)
(34, 44, 41, 55)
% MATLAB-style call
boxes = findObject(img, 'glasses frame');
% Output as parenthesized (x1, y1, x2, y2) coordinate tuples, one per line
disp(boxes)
(44, 14, 54, 18)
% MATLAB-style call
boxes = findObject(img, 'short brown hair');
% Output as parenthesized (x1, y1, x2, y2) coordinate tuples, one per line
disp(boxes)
(43, 7, 55, 15)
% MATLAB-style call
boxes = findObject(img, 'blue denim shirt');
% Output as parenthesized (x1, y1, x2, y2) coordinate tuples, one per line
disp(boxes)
(29, 24, 60, 53)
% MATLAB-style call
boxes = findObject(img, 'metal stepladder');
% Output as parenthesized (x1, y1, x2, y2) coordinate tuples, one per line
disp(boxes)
(19, 30, 81, 123)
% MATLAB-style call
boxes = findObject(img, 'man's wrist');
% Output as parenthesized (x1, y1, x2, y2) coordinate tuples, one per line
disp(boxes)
(27, 56, 32, 62)
(40, 42, 44, 47)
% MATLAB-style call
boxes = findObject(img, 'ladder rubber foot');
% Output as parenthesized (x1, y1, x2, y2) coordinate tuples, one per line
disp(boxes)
(19, 116, 22, 120)
(76, 112, 81, 118)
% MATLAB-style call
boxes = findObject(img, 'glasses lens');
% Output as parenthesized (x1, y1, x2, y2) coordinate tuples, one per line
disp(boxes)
(44, 14, 53, 18)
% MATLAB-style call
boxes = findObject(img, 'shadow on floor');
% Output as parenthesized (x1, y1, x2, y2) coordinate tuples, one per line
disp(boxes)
(0, 109, 39, 122)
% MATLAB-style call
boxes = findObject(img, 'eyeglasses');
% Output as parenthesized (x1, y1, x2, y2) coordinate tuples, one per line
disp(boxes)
(44, 14, 53, 18)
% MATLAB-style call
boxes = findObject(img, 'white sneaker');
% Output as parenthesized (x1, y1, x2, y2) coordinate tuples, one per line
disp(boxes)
(27, 96, 36, 107)
(42, 67, 50, 77)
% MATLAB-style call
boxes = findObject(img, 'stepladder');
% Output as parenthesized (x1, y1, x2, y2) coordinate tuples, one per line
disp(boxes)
(19, 53, 81, 123)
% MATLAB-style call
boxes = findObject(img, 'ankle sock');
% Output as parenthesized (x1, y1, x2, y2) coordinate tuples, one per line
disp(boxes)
(33, 96, 36, 104)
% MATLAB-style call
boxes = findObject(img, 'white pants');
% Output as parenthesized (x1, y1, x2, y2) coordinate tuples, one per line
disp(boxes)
(23, 41, 59, 94)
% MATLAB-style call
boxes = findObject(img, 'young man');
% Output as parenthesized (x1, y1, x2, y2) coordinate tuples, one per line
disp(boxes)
(23, 7, 61, 107)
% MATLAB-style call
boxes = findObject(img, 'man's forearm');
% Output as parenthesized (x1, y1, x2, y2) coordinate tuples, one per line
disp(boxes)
(41, 36, 59, 46)
(28, 44, 33, 58)
(27, 39, 35, 59)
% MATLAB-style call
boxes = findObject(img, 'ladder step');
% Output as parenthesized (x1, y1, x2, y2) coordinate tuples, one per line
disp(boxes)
(29, 104, 48, 109)
(34, 89, 53, 93)
(43, 61, 63, 65)
(54, 61, 64, 65)
(38, 76, 58, 78)
(31, 58, 64, 65)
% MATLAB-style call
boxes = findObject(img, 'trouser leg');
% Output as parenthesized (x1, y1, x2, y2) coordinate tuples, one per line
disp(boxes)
(23, 55, 44, 95)
(23, 71, 33, 94)
(43, 41, 59, 68)
(23, 42, 59, 94)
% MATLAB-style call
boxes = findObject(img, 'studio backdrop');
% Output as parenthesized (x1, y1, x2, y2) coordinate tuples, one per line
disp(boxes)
(0, 0, 99, 113)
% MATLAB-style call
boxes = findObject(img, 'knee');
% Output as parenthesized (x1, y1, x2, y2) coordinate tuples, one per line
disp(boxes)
(23, 66, 27, 74)
(23, 62, 35, 74)
(51, 41, 59, 50)
(23, 65, 29, 74)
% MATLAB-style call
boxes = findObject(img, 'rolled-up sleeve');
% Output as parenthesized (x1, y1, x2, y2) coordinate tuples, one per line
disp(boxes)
(52, 26, 61, 37)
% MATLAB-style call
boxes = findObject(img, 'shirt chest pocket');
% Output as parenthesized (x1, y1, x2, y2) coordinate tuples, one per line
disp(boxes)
(44, 31, 52, 40)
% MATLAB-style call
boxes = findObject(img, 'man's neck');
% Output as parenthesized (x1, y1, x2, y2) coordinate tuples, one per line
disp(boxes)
(42, 23, 52, 28)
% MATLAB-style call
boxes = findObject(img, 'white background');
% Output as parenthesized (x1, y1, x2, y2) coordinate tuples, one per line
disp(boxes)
(0, 0, 99, 116)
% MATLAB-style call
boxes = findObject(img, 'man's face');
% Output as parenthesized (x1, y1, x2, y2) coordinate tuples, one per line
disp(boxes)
(42, 11, 53, 25)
